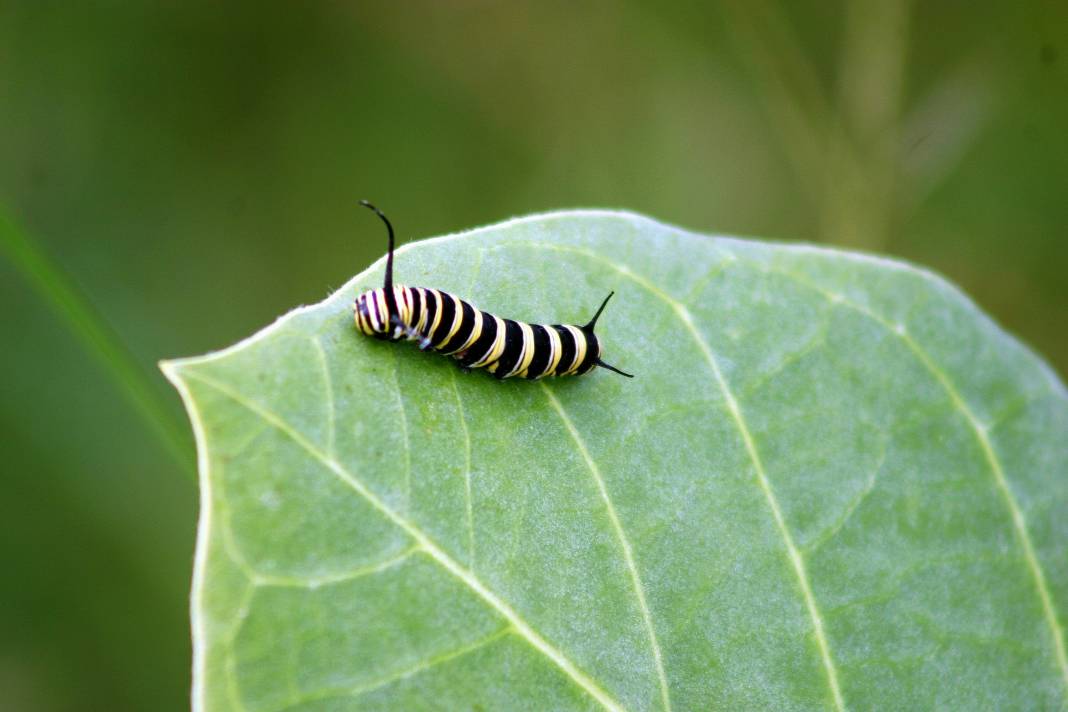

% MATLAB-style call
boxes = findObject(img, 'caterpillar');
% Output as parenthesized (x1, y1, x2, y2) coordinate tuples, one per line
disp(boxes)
(353, 201, 633, 380)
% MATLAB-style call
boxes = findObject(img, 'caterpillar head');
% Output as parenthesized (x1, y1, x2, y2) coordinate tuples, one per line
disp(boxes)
(353, 288, 392, 339)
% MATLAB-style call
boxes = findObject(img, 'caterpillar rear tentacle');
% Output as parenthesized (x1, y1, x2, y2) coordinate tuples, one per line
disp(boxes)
(353, 201, 633, 380)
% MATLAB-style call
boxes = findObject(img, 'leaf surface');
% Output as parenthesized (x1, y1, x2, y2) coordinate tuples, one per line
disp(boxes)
(165, 211, 1068, 711)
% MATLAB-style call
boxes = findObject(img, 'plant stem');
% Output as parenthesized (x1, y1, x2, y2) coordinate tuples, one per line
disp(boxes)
(0, 205, 195, 480)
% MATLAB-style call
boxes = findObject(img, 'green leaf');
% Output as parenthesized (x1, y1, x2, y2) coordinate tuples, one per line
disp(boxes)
(163, 211, 1068, 711)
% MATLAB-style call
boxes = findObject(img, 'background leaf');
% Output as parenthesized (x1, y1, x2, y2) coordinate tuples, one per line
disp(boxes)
(165, 211, 1068, 711)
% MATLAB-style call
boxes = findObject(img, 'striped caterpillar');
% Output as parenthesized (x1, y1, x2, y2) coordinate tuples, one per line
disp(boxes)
(353, 201, 633, 380)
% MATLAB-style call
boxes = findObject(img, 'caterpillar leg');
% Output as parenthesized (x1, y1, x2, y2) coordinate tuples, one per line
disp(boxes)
(390, 316, 426, 344)
(448, 350, 473, 373)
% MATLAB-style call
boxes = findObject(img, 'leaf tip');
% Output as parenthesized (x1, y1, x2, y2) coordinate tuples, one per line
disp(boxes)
(159, 358, 190, 390)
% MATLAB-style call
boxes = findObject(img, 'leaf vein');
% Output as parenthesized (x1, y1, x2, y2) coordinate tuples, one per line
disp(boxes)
(390, 351, 413, 513)
(767, 264, 1068, 691)
(250, 547, 421, 589)
(224, 583, 256, 712)
(275, 627, 513, 710)
(310, 335, 336, 458)
(541, 383, 672, 712)
(802, 433, 890, 555)
(346, 627, 512, 701)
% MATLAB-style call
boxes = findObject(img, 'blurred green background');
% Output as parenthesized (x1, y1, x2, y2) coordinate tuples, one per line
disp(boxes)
(1, 1, 1066, 709)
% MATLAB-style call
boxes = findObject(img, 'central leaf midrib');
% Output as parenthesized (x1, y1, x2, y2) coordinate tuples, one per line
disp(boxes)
(183, 370, 627, 712)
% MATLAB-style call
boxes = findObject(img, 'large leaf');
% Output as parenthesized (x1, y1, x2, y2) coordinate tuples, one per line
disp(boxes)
(164, 211, 1068, 711)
